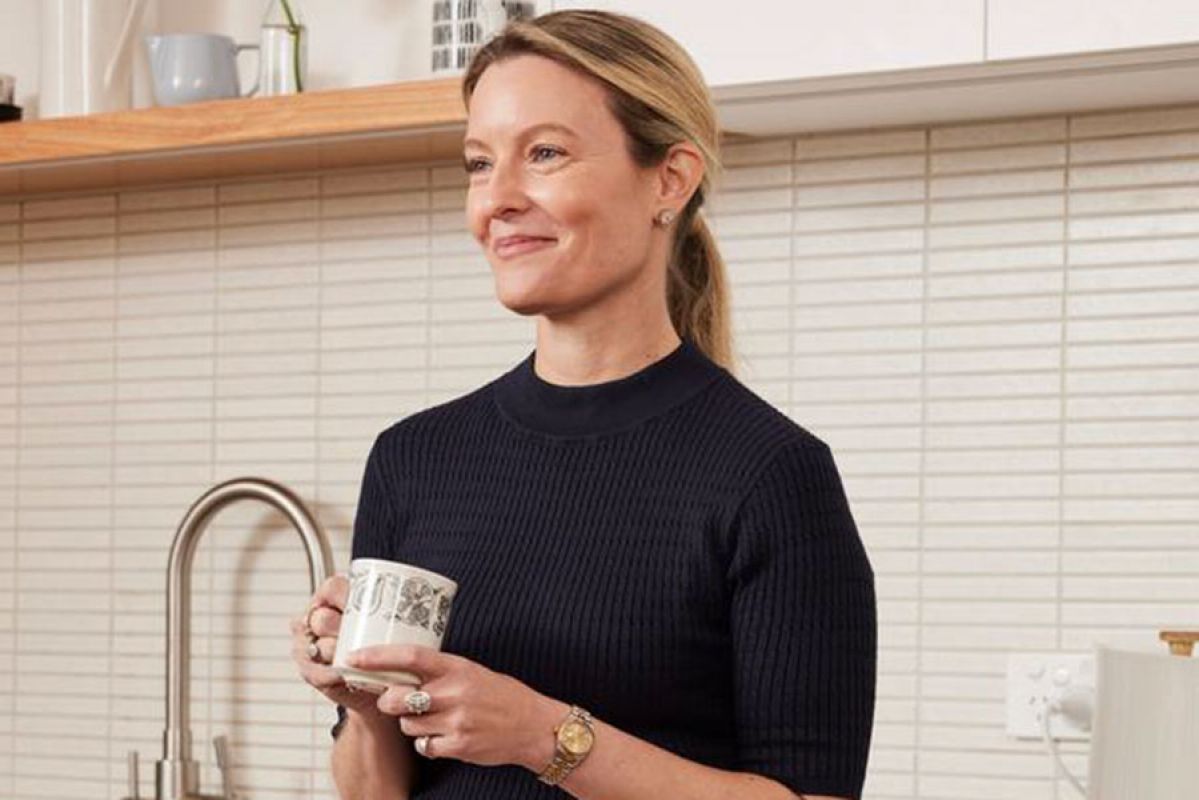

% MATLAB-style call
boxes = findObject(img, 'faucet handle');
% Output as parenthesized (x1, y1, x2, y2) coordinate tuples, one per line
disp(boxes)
(213, 734, 236, 800)
(124, 749, 141, 800)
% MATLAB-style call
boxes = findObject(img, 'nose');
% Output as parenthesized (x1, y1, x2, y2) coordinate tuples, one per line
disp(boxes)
(478, 157, 530, 220)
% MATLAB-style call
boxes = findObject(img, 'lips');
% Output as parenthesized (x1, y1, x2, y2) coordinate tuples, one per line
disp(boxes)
(493, 235, 556, 258)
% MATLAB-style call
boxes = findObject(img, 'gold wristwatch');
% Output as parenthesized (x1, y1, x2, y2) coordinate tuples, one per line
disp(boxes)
(537, 705, 595, 786)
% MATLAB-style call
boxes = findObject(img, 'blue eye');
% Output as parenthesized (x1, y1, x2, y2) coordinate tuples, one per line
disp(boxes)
(531, 145, 563, 162)
(463, 145, 563, 174)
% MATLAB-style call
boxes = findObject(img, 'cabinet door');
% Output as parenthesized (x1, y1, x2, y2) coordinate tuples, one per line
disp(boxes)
(988, 0, 1199, 60)
(550, 0, 985, 86)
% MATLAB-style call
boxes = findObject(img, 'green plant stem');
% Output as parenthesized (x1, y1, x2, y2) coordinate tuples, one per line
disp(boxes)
(278, 0, 303, 92)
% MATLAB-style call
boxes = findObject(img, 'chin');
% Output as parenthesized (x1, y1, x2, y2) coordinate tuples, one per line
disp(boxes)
(498, 297, 548, 318)
(493, 278, 552, 318)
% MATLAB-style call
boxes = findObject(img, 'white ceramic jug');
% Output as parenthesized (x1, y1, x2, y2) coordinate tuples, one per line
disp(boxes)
(38, 0, 153, 118)
(144, 33, 261, 106)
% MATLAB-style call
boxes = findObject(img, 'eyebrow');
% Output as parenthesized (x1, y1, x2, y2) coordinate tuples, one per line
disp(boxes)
(463, 122, 579, 150)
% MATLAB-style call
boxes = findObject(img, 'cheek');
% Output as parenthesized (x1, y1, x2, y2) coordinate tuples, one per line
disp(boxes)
(466, 172, 650, 289)
(465, 191, 487, 241)
(532, 180, 643, 256)
(526, 181, 587, 233)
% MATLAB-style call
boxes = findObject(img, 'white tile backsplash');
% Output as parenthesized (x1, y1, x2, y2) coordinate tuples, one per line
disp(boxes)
(1, 102, 1198, 799)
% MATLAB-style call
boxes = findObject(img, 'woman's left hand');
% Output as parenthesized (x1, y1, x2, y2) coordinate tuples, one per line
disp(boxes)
(346, 644, 565, 771)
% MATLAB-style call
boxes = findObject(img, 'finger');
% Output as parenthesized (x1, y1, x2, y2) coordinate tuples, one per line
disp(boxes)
(308, 606, 342, 639)
(292, 633, 336, 664)
(414, 730, 459, 760)
(348, 643, 448, 679)
(377, 684, 437, 716)
(289, 612, 315, 636)
(311, 574, 350, 613)
(302, 661, 348, 691)
(316, 635, 336, 663)
(397, 710, 447, 738)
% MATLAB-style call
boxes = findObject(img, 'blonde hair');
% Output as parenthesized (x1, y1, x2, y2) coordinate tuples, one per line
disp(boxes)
(461, 9, 735, 373)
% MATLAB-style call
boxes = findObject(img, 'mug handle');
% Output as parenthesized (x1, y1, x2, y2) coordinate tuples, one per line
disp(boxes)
(236, 43, 260, 98)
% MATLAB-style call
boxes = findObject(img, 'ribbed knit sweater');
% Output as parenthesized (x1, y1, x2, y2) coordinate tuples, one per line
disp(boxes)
(331, 337, 877, 799)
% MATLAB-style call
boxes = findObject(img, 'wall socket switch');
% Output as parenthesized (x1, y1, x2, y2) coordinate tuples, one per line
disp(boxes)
(1006, 652, 1095, 740)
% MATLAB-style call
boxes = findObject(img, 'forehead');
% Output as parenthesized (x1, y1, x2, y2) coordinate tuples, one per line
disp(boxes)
(464, 54, 620, 146)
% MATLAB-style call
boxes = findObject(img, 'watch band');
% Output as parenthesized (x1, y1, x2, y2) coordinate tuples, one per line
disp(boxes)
(537, 705, 594, 786)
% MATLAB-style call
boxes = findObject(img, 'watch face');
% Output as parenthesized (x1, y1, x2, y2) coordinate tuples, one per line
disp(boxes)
(560, 720, 594, 755)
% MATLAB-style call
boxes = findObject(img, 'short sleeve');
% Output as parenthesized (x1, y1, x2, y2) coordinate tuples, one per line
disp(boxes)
(726, 440, 877, 799)
(331, 428, 402, 741)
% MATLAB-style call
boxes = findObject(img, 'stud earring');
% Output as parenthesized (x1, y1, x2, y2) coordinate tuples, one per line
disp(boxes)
(655, 209, 676, 226)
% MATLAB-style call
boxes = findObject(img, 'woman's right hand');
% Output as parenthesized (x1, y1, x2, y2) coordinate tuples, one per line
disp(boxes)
(290, 574, 380, 716)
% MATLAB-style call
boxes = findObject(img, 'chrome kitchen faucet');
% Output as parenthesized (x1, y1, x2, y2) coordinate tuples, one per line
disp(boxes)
(123, 477, 335, 800)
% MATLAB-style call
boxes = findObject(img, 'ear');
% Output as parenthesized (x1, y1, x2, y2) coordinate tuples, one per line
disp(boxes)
(653, 141, 705, 214)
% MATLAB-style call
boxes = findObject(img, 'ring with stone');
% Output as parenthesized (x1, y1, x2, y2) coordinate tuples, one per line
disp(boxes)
(405, 689, 432, 715)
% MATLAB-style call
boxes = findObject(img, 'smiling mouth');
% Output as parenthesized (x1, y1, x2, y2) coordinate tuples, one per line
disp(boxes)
(493, 237, 556, 259)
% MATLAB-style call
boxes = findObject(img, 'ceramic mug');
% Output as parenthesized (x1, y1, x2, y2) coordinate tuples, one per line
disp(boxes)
(144, 33, 260, 106)
(332, 558, 459, 693)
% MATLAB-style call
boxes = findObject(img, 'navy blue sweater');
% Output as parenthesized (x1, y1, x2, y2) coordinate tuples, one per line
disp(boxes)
(332, 337, 876, 798)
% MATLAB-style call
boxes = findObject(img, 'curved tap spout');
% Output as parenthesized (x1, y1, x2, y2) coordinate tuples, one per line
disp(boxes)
(157, 477, 334, 800)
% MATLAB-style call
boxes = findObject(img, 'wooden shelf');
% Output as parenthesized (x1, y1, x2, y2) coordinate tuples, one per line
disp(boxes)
(3, 42, 1198, 199)
(0, 77, 468, 197)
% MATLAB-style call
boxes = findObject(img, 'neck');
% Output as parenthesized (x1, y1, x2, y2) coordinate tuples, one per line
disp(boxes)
(530, 328, 683, 387)
(492, 334, 725, 438)
(530, 264, 677, 386)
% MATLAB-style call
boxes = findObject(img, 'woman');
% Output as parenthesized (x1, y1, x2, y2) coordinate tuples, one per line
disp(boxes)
(290, 9, 876, 800)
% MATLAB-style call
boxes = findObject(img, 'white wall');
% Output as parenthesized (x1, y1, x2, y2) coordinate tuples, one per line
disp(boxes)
(552, 0, 987, 85)
(2, 100, 1198, 799)
(0, 0, 450, 118)
(154, 0, 434, 94)
(988, 0, 1199, 58)
(6, 1, 1199, 120)
(0, 0, 41, 111)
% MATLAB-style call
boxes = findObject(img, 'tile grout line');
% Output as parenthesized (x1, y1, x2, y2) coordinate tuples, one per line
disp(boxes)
(109, 188, 117, 797)
(210, 181, 219, 794)
(313, 171, 325, 798)
(13, 193, 21, 800)
(1055, 111, 1074, 800)
(916, 123, 931, 798)
(789, 136, 797, 420)
(426, 170, 433, 414)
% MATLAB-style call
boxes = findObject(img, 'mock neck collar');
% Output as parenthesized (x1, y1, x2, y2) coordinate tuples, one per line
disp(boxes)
(492, 337, 724, 438)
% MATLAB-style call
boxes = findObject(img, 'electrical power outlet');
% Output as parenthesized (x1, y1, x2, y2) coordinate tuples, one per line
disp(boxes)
(1006, 652, 1094, 740)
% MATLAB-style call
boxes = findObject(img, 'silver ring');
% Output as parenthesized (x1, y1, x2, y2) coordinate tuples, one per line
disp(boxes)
(414, 735, 431, 757)
(305, 639, 321, 661)
(405, 689, 432, 715)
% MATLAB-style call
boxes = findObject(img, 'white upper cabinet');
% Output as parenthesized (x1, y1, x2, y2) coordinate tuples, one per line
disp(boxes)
(988, 0, 1199, 59)
(550, 0, 986, 87)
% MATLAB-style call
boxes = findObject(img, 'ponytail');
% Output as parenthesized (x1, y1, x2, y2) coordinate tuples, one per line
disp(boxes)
(667, 206, 734, 373)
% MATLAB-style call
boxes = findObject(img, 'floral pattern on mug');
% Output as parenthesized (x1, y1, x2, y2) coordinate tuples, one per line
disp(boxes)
(393, 575, 442, 631)
(433, 593, 451, 636)
(347, 568, 385, 615)
(347, 567, 454, 636)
